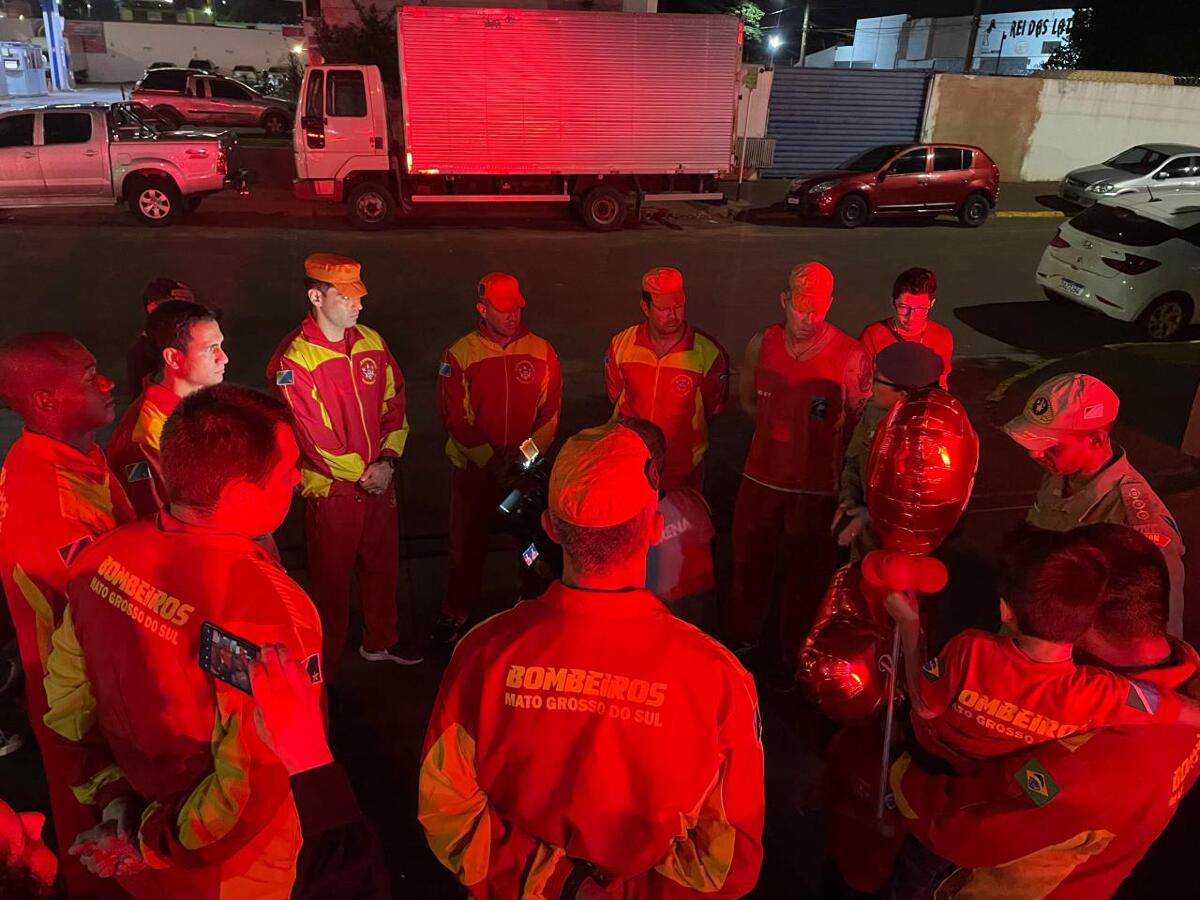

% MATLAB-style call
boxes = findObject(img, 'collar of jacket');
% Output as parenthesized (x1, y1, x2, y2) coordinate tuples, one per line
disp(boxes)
(300, 313, 360, 351)
(476, 321, 530, 348)
(539, 581, 668, 619)
(19, 427, 106, 471)
(155, 510, 277, 559)
(634, 320, 695, 354)
(1062, 444, 1132, 498)
(141, 381, 182, 417)
(1112, 637, 1200, 690)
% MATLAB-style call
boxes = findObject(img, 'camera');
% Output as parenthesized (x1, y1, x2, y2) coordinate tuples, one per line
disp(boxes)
(497, 438, 562, 590)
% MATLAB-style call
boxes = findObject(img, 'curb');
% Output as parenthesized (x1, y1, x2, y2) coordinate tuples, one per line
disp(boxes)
(995, 210, 1065, 218)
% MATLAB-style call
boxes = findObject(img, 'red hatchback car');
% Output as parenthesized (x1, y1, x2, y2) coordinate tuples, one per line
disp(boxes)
(786, 143, 1000, 228)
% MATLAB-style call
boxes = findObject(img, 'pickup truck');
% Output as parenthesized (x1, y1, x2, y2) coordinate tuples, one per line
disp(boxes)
(0, 102, 246, 226)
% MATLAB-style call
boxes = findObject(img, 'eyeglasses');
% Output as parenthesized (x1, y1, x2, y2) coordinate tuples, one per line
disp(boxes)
(894, 303, 932, 316)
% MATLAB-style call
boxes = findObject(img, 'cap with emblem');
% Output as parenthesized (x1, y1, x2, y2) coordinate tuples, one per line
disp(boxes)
(305, 253, 367, 300)
(477, 272, 526, 312)
(875, 341, 944, 389)
(549, 423, 659, 527)
(1005, 373, 1120, 451)
(788, 262, 835, 315)
(641, 267, 685, 306)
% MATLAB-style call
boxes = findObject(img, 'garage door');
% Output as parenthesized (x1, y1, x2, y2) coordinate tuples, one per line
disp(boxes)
(766, 68, 930, 177)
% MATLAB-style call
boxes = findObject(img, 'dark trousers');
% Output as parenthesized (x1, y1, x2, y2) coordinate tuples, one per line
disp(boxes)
(725, 477, 839, 664)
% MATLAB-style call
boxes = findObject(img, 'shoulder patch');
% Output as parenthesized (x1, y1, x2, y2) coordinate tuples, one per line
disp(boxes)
(1126, 679, 1161, 715)
(305, 653, 323, 684)
(124, 461, 151, 484)
(58, 535, 94, 567)
(922, 657, 943, 682)
(1015, 758, 1060, 808)
(275, 369, 295, 387)
(438, 361, 453, 378)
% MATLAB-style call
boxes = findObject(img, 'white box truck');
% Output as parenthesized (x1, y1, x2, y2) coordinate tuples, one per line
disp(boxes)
(293, 7, 741, 230)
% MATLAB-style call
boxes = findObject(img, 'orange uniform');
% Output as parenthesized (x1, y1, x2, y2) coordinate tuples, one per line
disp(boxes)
(0, 429, 134, 897)
(727, 323, 871, 655)
(604, 323, 729, 491)
(44, 514, 323, 899)
(437, 324, 562, 619)
(418, 582, 764, 898)
(106, 382, 180, 517)
(859, 319, 953, 388)
(267, 316, 409, 676)
(911, 629, 1183, 771)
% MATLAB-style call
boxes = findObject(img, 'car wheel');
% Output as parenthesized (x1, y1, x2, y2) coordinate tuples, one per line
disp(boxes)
(346, 182, 395, 231)
(578, 186, 627, 231)
(127, 176, 181, 226)
(153, 106, 183, 131)
(1138, 293, 1192, 342)
(262, 110, 290, 136)
(958, 192, 990, 227)
(833, 194, 869, 229)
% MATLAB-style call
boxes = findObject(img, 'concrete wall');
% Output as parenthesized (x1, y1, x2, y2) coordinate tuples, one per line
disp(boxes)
(923, 72, 1200, 182)
(74, 20, 293, 83)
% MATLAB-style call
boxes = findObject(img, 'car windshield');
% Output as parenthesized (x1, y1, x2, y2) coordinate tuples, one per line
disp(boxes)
(1070, 203, 1179, 247)
(840, 144, 910, 172)
(1105, 146, 1170, 175)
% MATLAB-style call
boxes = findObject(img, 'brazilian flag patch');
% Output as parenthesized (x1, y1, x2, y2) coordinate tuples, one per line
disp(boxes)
(922, 657, 943, 683)
(1016, 758, 1060, 808)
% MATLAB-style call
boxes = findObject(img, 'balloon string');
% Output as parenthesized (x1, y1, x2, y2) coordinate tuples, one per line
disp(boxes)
(877, 623, 902, 821)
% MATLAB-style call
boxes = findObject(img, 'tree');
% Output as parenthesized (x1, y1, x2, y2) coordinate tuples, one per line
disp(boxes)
(1044, 2, 1199, 77)
(311, 0, 399, 88)
(729, 0, 765, 46)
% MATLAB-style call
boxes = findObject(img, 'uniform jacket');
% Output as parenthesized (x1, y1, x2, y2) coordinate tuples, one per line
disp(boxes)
(911, 629, 1183, 771)
(106, 382, 181, 518)
(859, 319, 953, 387)
(1028, 447, 1186, 637)
(43, 515, 324, 900)
(0, 430, 134, 706)
(744, 323, 870, 493)
(418, 582, 764, 898)
(267, 316, 409, 498)
(604, 323, 729, 491)
(438, 325, 562, 468)
(891, 640, 1200, 899)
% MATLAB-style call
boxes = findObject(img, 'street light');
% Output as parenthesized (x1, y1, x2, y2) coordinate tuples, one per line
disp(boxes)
(767, 33, 783, 68)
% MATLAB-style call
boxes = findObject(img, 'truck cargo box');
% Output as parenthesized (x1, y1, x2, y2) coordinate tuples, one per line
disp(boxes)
(398, 7, 740, 177)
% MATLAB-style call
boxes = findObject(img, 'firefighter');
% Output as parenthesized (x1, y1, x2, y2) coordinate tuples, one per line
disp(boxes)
(835, 340, 945, 561)
(431, 273, 562, 654)
(108, 299, 227, 517)
(126, 277, 195, 397)
(725, 262, 871, 674)
(268, 254, 420, 678)
(0, 333, 134, 898)
(1005, 372, 1186, 636)
(859, 267, 952, 387)
(43, 384, 324, 899)
(604, 266, 729, 492)
(418, 421, 764, 897)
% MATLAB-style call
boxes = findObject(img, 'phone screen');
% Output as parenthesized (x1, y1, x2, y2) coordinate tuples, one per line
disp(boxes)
(198, 622, 260, 696)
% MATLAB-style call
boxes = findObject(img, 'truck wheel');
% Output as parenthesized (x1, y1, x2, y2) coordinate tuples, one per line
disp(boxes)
(958, 192, 991, 227)
(262, 110, 290, 136)
(579, 186, 626, 231)
(154, 106, 182, 131)
(833, 194, 868, 228)
(346, 182, 395, 231)
(127, 175, 181, 226)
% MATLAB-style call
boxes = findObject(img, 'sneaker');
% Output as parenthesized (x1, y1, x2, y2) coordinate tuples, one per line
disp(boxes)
(430, 615, 468, 659)
(359, 644, 423, 666)
(0, 730, 22, 757)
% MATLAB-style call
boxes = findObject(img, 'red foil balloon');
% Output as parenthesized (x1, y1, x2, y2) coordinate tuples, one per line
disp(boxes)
(865, 388, 979, 557)
(797, 617, 890, 722)
(810, 564, 891, 638)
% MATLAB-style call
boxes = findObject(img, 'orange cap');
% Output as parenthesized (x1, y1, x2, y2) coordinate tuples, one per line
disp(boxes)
(305, 253, 367, 299)
(641, 267, 685, 305)
(549, 423, 659, 527)
(1005, 373, 1120, 451)
(477, 272, 526, 312)
(788, 262, 834, 315)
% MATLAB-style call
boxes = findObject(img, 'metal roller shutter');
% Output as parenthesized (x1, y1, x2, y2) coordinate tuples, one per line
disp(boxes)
(766, 68, 930, 177)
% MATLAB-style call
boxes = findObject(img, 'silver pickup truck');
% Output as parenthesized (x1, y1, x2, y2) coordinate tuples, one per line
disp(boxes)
(0, 102, 247, 226)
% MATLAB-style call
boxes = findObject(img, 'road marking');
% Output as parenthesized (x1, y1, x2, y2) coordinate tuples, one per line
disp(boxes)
(986, 357, 1062, 404)
(996, 210, 1065, 218)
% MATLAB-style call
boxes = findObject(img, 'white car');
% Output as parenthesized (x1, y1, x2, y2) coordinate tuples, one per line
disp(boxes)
(1036, 192, 1200, 340)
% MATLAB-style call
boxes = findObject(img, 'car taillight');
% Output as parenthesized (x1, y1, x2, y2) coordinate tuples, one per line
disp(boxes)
(217, 147, 228, 174)
(1101, 253, 1161, 275)
(1049, 229, 1070, 248)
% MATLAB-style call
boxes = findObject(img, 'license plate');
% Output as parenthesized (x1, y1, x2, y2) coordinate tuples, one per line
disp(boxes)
(786, 196, 800, 205)
(1061, 279, 1085, 296)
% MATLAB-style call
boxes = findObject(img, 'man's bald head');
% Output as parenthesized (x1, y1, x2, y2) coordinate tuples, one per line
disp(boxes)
(0, 334, 115, 440)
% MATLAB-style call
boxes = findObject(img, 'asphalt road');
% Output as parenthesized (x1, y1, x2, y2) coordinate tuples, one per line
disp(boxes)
(2, 204, 1199, 897)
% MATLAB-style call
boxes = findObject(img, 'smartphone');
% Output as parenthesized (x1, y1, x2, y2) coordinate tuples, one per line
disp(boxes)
(198, 622, 260, 696)
(519, 438, 540, 465)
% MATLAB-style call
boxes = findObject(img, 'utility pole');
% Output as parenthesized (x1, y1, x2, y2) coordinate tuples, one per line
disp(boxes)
(962, 0, 983, 74)
(798, 0, 811, 68)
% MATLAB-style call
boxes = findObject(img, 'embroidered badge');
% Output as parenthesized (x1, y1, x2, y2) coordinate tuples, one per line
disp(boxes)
(275, 369, 295, 387)
(1016, 759, 1060, 807)
(359, 358, 378, 385)
(438, 361, 453, 378)
(673, 374, 693, 395)
(57, 536, 94, 567)
(1029, 396, 1052, 422)
(515, 361, 535, 384)
(305, 653, 323, 684)
(922, 657, 943, 682)
(125, 462, 151, 483)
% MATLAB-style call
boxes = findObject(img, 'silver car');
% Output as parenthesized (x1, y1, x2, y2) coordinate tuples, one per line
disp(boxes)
(1060, 143, 1200, 206)
(132, 67, 295, 136)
